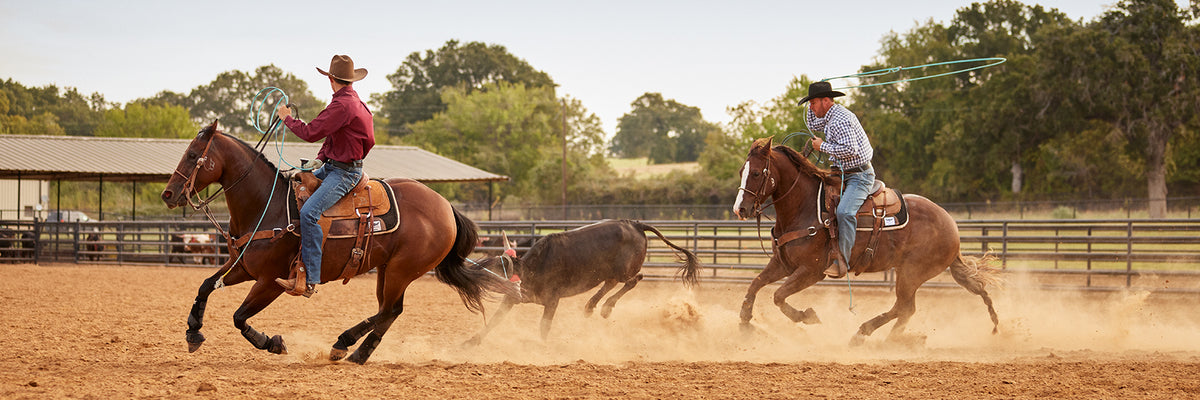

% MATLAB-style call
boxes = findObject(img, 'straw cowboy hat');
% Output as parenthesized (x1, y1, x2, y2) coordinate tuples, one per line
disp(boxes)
(317, 55, 367, 82)
(797, 81, 845, 104)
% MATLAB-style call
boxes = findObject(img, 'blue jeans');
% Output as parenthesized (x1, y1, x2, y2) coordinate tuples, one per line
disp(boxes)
(836, 164, 875, 266)
(300, 164, 362, 285)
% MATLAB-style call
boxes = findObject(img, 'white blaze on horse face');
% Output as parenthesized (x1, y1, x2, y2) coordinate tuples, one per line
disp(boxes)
(733, 160, 751, 219)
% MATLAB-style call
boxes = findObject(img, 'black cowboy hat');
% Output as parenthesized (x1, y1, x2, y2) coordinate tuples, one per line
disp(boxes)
(797, 81, 845, 104)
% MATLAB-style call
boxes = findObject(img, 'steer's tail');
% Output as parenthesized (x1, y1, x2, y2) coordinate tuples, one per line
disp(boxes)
(434, 207, 521, 313)
(949, 252, 1003, 334)
(633, 221, 700, 288)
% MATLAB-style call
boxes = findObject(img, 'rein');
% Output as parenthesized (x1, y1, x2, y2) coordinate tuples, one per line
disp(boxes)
(181, 88, 300, 289)
(741, 145, 819, 255)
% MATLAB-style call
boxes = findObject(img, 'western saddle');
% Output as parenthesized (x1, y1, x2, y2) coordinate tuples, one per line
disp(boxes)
(817, 174, 908, 275)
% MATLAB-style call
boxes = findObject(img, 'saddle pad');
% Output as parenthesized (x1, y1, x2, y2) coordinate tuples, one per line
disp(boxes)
(855, 188, 908, 231)
(288, 179, 401, 239)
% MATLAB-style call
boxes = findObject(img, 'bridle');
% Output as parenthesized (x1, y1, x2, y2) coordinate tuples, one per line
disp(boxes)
(738, 146, 807, 218)
(737, 145, 817, 253)
(169, 133, 258, 245)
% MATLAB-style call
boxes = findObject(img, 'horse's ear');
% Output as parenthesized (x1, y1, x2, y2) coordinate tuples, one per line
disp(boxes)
(751, 137, 773, 154)
(197, 120, 220, 139)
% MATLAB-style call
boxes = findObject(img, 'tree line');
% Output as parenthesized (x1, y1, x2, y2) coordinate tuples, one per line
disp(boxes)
(1, 0, 1197, 218)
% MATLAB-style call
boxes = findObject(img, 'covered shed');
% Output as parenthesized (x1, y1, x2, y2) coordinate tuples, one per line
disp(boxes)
(0, 135, 508, 220)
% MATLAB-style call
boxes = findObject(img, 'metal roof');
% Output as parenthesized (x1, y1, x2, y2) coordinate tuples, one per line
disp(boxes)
(0, 135, 509, 183)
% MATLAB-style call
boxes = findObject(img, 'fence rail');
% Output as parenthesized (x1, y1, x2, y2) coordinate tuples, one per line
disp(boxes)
(3, 219, 1199, 293)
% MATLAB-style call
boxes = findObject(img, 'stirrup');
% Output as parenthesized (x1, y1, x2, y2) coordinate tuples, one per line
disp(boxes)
(824, 260, 847, 279)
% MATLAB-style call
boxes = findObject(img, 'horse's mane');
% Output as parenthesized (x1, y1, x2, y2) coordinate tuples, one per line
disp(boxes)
(771, 144, 829, 179)
(206, 126, 286, 180)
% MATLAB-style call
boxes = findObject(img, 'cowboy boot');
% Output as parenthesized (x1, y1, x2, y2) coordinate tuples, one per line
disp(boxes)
(824, 247, 849, 279)
(275, 258, 315, 297)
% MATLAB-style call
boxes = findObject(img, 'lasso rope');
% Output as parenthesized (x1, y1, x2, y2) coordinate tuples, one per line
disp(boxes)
(822, 57, 1007, 90)
(214, 87, 300, 289)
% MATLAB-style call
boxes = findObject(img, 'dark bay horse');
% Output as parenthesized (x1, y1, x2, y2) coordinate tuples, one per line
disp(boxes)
(732, 137, 1000, 345)
(160, 121, 517, 364)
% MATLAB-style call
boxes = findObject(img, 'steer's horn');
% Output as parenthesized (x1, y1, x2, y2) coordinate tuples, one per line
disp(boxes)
(501, 231, 516, 258)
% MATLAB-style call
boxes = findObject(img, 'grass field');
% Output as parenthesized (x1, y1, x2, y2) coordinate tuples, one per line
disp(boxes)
(608, 157, 700, 179)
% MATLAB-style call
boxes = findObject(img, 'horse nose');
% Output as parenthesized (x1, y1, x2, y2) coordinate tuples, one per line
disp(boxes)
(734, 207, 745, 220)
(161, 190, 173, 201)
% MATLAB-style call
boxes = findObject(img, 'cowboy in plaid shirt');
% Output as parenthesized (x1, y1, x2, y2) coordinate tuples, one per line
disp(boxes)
(801, 81, 875, 278)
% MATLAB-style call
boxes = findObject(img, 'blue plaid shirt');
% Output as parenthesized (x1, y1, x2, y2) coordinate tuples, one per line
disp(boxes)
(806, 104, 873, 169)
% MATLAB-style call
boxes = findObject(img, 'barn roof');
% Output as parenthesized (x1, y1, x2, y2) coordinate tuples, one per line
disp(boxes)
(0, 135, 508, 183)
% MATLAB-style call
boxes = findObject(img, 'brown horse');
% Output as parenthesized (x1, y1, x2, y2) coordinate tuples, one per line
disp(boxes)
(160, 121, 517, 364)
(732, 137, 1000, 345)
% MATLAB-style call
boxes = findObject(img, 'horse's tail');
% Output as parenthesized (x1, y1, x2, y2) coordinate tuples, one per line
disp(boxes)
(632, 221, 700, 288)
(949, 252, 1003, 334)
(434, 207, 520, 313)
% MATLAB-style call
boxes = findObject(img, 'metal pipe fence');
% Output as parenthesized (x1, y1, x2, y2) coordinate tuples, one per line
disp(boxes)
(3, 219, 1198, 293)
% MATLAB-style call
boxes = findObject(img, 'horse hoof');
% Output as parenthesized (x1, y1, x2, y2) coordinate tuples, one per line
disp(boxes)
(800, 308, 821, 325)
(888, 333, 927, 348)
(346, 352, 368, 365)
(329, 347, 348, 361)
(462, 337, 482, 348)
(849, 333, 868, 347)
(268, 335, 288, 355)
(187, 341, 203, 353)
(738, 321, 757, 335)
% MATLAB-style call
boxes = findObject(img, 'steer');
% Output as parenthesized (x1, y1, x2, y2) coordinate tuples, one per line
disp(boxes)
(465, 219, 700, 345)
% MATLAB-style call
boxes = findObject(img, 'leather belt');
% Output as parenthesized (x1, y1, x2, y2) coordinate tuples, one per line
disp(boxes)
(325, 159, 364, 170)
(838, 162, 871, 174)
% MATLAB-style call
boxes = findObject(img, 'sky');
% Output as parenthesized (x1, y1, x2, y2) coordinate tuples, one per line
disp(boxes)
(0, 0, 1168, 136)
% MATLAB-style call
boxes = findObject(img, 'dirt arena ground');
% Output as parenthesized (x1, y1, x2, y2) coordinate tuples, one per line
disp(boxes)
(2, 263, 1199, 399)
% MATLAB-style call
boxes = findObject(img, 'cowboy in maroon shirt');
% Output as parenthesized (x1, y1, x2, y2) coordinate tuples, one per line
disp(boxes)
(273, 55, 375, 297)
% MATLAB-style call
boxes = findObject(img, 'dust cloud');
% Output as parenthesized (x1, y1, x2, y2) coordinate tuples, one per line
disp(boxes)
(315, 272, 1200, 366)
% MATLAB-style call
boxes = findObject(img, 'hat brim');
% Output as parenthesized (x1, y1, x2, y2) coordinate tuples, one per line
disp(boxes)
(798, 90, 845, 105)
(317, 67, 368, 82)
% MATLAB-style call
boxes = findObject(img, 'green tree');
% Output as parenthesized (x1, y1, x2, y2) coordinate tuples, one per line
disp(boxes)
(611, 93, 719, 164)
(943, 1, 1071, 197)
(0, 79, 108, 136)
(405, 82, 587, 203)
(853, 20, 961, 197)
(0, 88, 65, 135)
(1035, 0, 1200, 217)
(524, 96, 614, 203)
(94, 103, 196, 138)
(143, 65, 324, 138)
(702, 76, 812, 180)
(373, 40, 556, 139)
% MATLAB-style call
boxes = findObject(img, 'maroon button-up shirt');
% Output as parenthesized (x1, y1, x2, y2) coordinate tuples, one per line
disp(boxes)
(284, 86, 374, 164)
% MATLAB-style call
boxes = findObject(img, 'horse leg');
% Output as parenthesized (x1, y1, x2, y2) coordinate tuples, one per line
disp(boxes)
(599, 273, 643, 319)
(186, 262, 252, 353)
(344, 272, 417, 365)
(772, 265, 824, 325)
(330, 313, 381, 361)
(463, 295, 519, 347)
(232, 279, 287, 354)
(740, 256, 794, 328)
(539, 297, 561, 340)
(343, 295, 403, 365)
(584, 281, 619, 317)
(851, 274, 920, 346)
